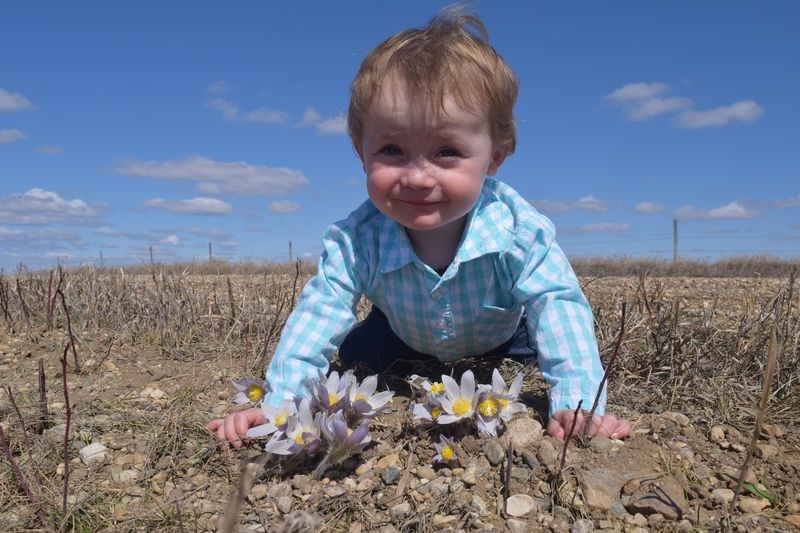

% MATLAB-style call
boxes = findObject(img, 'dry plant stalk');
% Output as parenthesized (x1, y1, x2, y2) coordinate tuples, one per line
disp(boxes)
(219, 452, 273, 533)
(729, 324, 778, 515)
(583, 302, 627, 436)
(558, 399, 583, 478)
(15, 278, 31, 330)
(4, 385, 33, 462)
(36, 358, 50, 434)
(60, 344, 72, 531)
(0, 425, 52, 531)
(56, 288, 80, 372)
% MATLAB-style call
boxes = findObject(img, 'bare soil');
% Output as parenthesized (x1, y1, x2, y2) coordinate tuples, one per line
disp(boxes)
(1, 275, 799, 532)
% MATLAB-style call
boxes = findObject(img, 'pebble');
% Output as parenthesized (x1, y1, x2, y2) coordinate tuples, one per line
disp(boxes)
(380, 466, 401, 485)
(415, 465, 436, 480)
(785, 515, 800, 529)
(324, 485, 346, 498)
(500, 416, 543, 449)
(376, 453, 400, 469)
(432, 514, 457, 527)
(738, 496, 770, 513)
(661, 411, 690, 427)
(469, 494, 489, 517)
(275, 496, 293, 514)
(291, 474, 313, 494)
(79, 442, 108, 466)
(484, 440, 506, 465)
(711, 488, 735, 504)
(589, 436, 614, 453)
(521, 449, 539, 469)
(268, 482, 292, 499)
(249, 484, 270, 501)
(506, 518, 528, 533)
(754, 443, 778, 459)
(570, 518, 594, 533)
(537, 439, 559, 471)
(461, 463, 477, 486)
(505, 494, 537, 517)
(389, 502, 411, 517)
(708, 425, 725, 443)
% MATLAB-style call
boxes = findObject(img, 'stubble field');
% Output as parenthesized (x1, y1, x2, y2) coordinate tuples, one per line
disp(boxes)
(0, 263, 798, 532)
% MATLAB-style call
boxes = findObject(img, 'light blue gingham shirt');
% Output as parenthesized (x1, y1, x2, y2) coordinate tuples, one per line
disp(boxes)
(265, 178, 606, 416)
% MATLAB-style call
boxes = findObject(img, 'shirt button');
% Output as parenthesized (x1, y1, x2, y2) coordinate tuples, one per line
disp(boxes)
(431, 290, 442, 300)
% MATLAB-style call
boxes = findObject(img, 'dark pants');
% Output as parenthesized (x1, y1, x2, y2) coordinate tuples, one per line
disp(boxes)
(338, 306, 537, 374)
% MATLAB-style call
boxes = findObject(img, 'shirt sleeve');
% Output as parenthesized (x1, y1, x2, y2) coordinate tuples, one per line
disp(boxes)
(263, 221, 366, 407)
(506, 212, 606, 417)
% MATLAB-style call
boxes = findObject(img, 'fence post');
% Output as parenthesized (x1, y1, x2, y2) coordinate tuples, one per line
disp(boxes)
(673, 219, 678, 264)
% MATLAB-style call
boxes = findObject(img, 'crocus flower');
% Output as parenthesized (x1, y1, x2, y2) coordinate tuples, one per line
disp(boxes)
(409, 398, 444, 422)
(347, 375, 393, 417)
(437, 370, 478, 424)
(310, 370, 351, 413)
(231, 377, 269, 405)
(264, 398, 321, 455)
(312, 410, 372, 479)
(432, 435, 458, 464)
(246, 399, 297, 438)
(489, 369, 527, 422)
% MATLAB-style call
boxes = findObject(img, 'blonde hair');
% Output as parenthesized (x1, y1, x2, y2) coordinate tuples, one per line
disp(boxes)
(348, 5, 519, 153)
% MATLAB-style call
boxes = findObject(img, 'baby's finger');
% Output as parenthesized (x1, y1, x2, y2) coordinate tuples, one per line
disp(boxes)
(223, 416, 242, 448)
(234, 414, 250, 441)
(206, 419, 221, 432)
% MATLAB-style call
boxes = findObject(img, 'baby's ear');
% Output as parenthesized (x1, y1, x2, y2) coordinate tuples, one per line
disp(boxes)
(487, 145, 510, 176)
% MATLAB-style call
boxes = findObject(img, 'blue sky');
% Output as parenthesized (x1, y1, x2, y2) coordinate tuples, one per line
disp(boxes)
(1, 2, 798, 271)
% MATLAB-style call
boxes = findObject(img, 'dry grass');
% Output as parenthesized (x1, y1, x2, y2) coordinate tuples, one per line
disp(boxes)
(0, 256, 798, 530)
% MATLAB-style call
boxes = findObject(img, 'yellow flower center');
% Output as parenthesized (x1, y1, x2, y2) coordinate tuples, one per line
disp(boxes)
(452, 398, 470, 416)
(293, 433, 304, 445)
(431, 406, 442, 418)
(478, 398, 499, 417)
(498, 398, 511, 408)
(274, 413, 287, 426)
(430, 382, 445, 394)
(246, 385, 264, 401)
(328, 392, 340, 406)
(354, 393, 366, 402)
(441, 446, 454, 461)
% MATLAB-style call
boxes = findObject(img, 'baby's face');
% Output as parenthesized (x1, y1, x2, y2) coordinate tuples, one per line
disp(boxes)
(356, 82, 507, 234)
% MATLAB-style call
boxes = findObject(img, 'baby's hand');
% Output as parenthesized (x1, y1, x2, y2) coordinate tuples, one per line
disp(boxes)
(546, 410, 630, 440)
(206, 407, 266, 449)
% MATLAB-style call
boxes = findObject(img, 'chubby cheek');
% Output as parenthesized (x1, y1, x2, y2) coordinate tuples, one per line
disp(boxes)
(366, 168, 396, 205)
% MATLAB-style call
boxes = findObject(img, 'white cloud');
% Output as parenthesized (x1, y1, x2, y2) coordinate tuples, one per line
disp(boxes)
(605, 82, 692, 121)
(204, 97, 289, 124)
(530, 195, 610, 214)
(218, 240, 241, 249)
(188, 226, 231, 238)
(113, 156, 309, 197)
(0, 129, 26, 143)
(96, 227, 121, 236)
(675, 100, 763, 129)
(268, 200, 300, 214)
(38, 145, 65, 154)
(774, 195, 800, 208)
(605, 82, 669, 103)
(675, 201, 759, 220)
(160, 234, 180, 245)
(208, 80, 229, 94)
(606, 82, 762, 129)
(0, 188, 97, 225)
(0, 88, 36, 112)
(145, 197, 233, 215)
(299, 107, 348, 135)
(0, 227, 80, 243)
(635, 201, 664, 214)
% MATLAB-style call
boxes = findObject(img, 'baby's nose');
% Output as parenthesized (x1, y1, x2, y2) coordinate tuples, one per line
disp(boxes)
(402, 160, 436, 189)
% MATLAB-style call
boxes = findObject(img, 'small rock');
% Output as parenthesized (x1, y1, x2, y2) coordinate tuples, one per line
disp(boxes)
(505, 494, 537, 517)
(110, 468, 139, 484)
(754, 443, 778, 459)
(609, 500, 628, 517)
(787, 503, 800, 513)
(376, 453, 400, 469)
(415, 465, 436, 480)
(79, 442, 108, 466)
(571, 518, 594, 533)
(484, 440, 506, 466)
(537, 439, 559, 471)
(390, 502, 411, 517)
(711, 488, 735, 504)
(661, 411, 690, 427)
(268, 482, 292, 499)
(622, 478, 640, 495)
(785, 515, 800, 529)
(581, 474, 614, 511)
(432, 514, 457, 527)
(324, 485, 347, 498)
(380, 467, 401, 485)
(249, 484, 269, 501)
(500, 416, 543, 449)
(469, 494, 489, 517)
(461, 463, 477, 486)
(708, 425, 725, 443)
(737, 496, 770, 513)
(275, 496, 293, 514)
(506, 518, 528, 533)
(291, 474, 313, 494)
(760, 423, 785, 438)
(521, 450, 539, 469)
(589, 436, 614, 453)
(627, 478, 688, 520)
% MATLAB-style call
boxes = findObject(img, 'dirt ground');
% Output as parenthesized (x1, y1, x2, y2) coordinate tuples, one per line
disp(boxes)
(0, 275, 799, 532)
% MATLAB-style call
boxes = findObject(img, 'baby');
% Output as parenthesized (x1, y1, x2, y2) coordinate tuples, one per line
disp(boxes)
(208, 6, 630, 447)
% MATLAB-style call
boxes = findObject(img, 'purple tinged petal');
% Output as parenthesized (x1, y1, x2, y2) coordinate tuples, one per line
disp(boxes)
(246, 422, 277, 438)
(360, 375, 378, 396)
(410, 403, 433, 421)
(441, 375, 460, 400)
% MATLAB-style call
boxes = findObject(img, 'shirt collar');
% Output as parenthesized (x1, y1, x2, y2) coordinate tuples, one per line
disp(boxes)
(377, 179, 514, 274)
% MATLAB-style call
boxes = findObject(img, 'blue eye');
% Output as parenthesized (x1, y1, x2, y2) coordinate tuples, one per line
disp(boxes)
(378, 145, 402, 156)
(437, 148, 460, 158)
